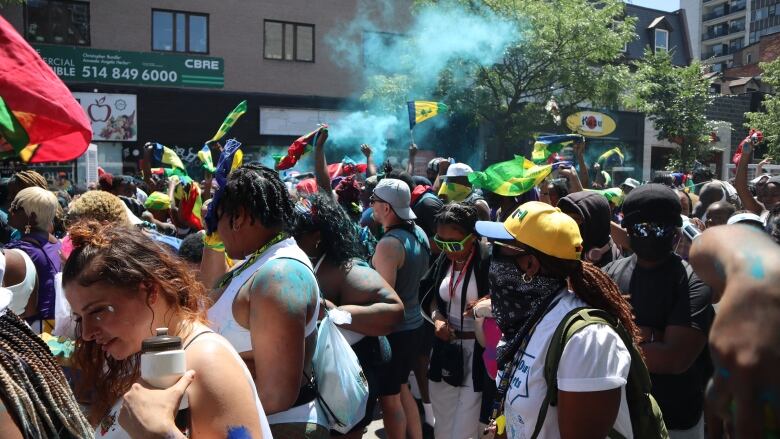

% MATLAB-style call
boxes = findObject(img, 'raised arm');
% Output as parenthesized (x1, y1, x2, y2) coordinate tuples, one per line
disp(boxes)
(407, 143, 417, 175)
(735, 138, 764, 215)
(141, 143, 155, 191)
(573, 140, 590, 190)
(362, 144, 377, 178)
(313, 128, 333, 196)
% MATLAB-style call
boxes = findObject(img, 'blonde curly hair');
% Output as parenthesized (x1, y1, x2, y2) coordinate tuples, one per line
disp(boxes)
(67, 191, 130, 226)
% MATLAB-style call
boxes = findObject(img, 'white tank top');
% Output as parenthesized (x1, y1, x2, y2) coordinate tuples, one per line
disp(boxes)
(94, 332, 273, 439)
(4, 249, 36, 316)
(206, 238, 326, 427)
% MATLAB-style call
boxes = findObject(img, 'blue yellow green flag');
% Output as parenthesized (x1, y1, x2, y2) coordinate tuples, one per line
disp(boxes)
(468, 155, 553, 196)
(151, 143, 186, 171)
(407, 101, 448, 130)
(209, 100, 247, 142)
(531, 134, 583, 164)
(198, 144, 216, 173)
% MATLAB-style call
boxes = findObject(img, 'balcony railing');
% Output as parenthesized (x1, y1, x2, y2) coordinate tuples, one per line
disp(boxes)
(704, 24, 746, 40)
(703, 3, 747, 21)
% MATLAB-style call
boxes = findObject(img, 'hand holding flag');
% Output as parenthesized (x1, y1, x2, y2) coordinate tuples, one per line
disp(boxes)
(274, 124, 328, 171)
(469, 155, 553, 196)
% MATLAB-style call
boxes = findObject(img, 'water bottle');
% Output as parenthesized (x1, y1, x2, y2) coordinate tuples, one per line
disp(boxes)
(140, 328, 188, 408)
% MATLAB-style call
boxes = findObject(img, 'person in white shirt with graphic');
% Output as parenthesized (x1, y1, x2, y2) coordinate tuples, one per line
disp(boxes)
(476, 202, 643, 438)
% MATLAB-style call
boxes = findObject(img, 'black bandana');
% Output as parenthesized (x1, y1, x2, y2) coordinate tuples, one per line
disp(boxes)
(489, 255, 566, 367)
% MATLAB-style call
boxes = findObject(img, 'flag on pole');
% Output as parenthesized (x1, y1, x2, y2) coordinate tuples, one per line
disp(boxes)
(206, 138, 243, 233)
(596, 147, 624, 168)
(468, 155, 553, 196)
(209, 100, 247, 143)
(531, 134, 583, 164)
(407, 101, 448, 130)
(274, 125, 327, 171)
(0, 16, 91, 163)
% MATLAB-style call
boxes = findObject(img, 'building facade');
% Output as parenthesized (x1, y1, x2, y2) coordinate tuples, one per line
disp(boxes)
(681, 0, 751, 72)
(1, 0, 411, 178)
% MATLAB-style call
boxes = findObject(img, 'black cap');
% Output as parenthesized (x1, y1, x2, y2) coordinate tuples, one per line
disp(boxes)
(622, 184, 682, 228)
(141, 328, 182, 353)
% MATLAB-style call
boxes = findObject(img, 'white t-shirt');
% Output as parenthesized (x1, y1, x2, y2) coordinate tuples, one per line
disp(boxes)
(438, 268, 479, 332)
(498, 291, 633, 439)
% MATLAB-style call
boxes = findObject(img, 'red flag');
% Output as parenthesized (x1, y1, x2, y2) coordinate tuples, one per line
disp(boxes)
(732, 129, 763, 164)
(274, 125, 327, 171)
(327, 162, 367, 178)
(0, 17, 91, 163)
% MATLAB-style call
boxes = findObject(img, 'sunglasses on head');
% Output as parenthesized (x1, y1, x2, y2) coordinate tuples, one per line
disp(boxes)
(433, 233, 473, 253)
(628, 222, 676, 238)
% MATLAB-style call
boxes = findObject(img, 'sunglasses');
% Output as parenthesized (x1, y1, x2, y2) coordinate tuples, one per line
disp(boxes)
(369, 196, 387, 205)
(628, 222, 676, 238)
(433, 233, 473, 253)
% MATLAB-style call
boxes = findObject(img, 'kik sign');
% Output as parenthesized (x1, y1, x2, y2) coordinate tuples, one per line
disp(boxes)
(565, 111, 617, 137)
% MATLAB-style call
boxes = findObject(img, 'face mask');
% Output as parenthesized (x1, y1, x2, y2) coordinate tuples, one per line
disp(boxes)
(438, 182, 472, 203)
(629, 234, 674, 262)
(489, 255, 566, 365)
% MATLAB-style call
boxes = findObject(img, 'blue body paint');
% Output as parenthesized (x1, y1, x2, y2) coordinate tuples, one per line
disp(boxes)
(227, 425, 252, 439)
(745, 253, 765, 280)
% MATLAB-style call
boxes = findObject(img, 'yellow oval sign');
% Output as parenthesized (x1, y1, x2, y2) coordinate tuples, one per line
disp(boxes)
(566, 111, 617, 137)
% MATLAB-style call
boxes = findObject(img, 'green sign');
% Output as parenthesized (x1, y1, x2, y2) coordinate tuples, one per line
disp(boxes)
(34, 44, 224, 88)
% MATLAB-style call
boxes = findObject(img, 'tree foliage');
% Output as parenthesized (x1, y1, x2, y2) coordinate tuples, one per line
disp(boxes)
(625, 48, 713, 171)
(360, 0, 635, 160)
(745, 58, 780, 159)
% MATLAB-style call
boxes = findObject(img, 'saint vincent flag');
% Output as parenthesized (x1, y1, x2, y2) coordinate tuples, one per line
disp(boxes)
(468, 155, 553, 196)
(596, 147, 624, 167)
(151, 143, 186, 171)
(407, 101, 448, 130)
(531, 134, 583, 164)
(0, 17, 91, 163)
(209, 100, 247, 143)
(274, 125, 327, 171)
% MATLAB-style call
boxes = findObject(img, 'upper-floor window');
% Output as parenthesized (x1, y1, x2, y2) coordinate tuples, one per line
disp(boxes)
(264, 20, 314, 62)
(25, 0, 90, 46)
(654, 29, 669, 52)
(152, 10, 208, 54)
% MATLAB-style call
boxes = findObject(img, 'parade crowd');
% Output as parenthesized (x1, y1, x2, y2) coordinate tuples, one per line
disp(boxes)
(0, 128, 779, 439)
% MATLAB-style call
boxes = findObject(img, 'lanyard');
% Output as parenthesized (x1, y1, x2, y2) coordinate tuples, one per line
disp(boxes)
(216, 232, 288, 288)
(448, 249, 475, 299)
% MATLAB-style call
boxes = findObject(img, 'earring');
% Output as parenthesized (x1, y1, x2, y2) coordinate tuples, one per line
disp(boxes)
(232, 223, 241, 232)
(24, 224, 31, 235)
(522, 273, 533, 284)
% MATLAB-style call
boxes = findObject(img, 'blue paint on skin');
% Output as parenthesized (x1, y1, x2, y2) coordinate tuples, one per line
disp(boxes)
(226, 425, 252, 439)
(745, 252, 765, 280)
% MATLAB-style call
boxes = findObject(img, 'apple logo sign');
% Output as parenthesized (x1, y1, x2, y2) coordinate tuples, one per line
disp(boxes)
(88, 97, 111, 122)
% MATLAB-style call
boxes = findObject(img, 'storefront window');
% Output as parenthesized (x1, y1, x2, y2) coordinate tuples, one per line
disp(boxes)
(25, 0, 90, 46)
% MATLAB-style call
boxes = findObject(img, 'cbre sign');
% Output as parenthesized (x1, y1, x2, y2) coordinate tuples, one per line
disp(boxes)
(34, 44, 224, 89)
(566, 111, 617, 137)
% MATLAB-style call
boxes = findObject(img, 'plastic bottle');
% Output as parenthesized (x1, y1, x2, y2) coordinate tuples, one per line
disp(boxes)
(141, 327, 187, 387)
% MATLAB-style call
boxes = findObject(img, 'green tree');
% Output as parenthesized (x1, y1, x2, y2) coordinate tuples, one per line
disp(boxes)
(625, 48, 713, 171)
(360, 0, 635, 161)
(745, 58, 780, 158)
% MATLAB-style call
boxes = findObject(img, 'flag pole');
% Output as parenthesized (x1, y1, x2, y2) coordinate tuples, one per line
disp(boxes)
(409, 127, 416, 147)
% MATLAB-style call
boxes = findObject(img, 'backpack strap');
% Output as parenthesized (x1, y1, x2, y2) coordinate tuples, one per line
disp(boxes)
(530, 308, 627, 439)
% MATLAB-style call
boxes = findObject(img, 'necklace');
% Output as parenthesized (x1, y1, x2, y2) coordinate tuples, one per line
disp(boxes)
(216, 232, 288, 288)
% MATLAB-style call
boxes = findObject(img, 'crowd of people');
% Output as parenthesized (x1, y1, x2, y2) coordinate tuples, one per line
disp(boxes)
(0, 130, 778, 439)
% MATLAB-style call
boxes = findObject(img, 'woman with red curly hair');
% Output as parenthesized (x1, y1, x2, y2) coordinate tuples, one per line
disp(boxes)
(63, 221, 271, 439)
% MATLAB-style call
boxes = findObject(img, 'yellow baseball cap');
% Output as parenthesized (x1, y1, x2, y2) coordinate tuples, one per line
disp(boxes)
(476, 201, 583, 261)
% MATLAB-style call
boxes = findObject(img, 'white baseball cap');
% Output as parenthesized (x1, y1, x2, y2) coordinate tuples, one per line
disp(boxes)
(727, 212, 764, 226)
(373, 178, 417, 221)
(621, 178, 640, 189)
(445, 163, 473, 178)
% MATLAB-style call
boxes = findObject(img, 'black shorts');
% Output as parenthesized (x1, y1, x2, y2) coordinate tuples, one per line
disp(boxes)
(375, 325, 424, 396)
(418, 320, 435, 356)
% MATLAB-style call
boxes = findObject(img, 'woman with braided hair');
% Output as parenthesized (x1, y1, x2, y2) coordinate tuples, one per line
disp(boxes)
(476, 201, 643, 438)
(206, 163, 328, 437)
(0, 293, 92, 439)
(63, 220, 271, 438)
